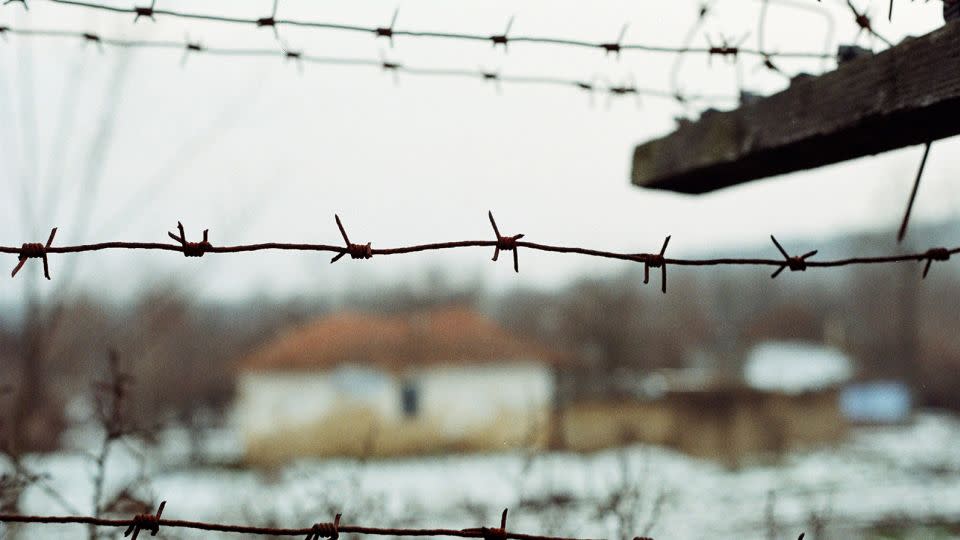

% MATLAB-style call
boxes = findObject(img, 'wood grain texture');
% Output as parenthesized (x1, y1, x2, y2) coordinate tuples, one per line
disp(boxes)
(632, 21, 960, 194)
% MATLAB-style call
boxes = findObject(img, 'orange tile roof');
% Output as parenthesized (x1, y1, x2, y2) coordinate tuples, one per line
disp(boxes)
(239, 307, 561, 372)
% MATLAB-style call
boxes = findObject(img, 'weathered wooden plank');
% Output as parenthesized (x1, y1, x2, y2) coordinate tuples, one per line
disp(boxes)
(631, 21, 960, 194)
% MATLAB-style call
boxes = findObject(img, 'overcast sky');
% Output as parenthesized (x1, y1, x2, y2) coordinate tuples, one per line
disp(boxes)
(0, 0, 954, 304)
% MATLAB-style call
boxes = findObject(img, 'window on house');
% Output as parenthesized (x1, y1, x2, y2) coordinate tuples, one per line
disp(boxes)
(400, 381, 419, 418)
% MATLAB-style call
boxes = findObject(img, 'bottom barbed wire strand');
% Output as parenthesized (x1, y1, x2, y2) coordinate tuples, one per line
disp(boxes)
(0, 512, 604, 540)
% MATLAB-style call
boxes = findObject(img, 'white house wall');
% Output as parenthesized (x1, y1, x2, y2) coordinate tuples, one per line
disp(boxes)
(417, 363, 554, 437)
(235, 367, 397, 441)
(235, 361, 555, 463)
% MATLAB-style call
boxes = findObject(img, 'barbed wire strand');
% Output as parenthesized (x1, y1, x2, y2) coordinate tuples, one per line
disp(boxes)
(20, 0, 837, 61)
(0, 506, 615, 540)
(0, 25, 737, 104)
(4, 0, 930, 108)
(1, 214, 956, 293)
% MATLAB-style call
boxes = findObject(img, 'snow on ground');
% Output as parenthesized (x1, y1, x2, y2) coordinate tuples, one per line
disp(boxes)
(4, 413, 960, 539)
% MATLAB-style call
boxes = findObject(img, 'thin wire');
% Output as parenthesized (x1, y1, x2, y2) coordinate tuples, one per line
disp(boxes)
(671, 2, 716, 102)
(39, 0, 834, 61)
(897, 141, 933, 243)
(0, 26, 737, 104)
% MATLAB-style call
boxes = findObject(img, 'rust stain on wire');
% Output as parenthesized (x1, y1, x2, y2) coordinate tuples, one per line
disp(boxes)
(1, 215, 957, 292)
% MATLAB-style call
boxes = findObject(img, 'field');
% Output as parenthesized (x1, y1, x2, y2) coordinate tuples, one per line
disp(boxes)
(5, 413, 960, 539)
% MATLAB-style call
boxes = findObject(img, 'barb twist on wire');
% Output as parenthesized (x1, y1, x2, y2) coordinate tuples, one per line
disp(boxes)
(331, 215, 373, 263)
(770, 235, 817, 279)
(168, 222, 211, 257)
(642, 236, 671, 294)
(11, 227, 57, 280)
(922, 247, 950, 279)
(123, 501, 165, 539)
(488, 211, 523, 273)
(305, 513, 340, 540)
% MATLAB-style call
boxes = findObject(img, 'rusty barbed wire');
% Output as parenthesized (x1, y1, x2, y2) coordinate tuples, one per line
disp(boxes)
(0, 25, 736, 105)
(3, 0, 934, 110)
(0, 506, 610, 540)
(15, 0, 838, 62)
(1, 214, 957, 293)
(10, 227, 56, 280)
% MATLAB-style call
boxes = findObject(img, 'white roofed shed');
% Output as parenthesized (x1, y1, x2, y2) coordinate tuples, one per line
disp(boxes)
(744, 341, 854, 394)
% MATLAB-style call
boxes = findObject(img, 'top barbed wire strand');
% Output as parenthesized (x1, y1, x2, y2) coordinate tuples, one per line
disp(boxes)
(24, 0, 835, 61)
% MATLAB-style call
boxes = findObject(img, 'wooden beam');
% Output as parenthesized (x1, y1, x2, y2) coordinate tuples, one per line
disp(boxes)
(631, 21, 960, 194)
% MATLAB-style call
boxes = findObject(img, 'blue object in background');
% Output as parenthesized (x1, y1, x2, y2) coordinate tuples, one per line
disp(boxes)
(840, 381, 912, 424)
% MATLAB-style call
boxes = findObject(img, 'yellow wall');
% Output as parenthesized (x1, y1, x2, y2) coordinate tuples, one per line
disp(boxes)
(559, 388, 847, 465)
(245, 403, 552, 466)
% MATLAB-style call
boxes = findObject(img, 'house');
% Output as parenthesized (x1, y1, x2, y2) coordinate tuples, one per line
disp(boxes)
(233, 307, 560, 464)
(559, 341, 855, 465)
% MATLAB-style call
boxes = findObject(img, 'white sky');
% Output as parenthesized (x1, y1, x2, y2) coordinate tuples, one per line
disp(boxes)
(0, 0, 955, 303)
